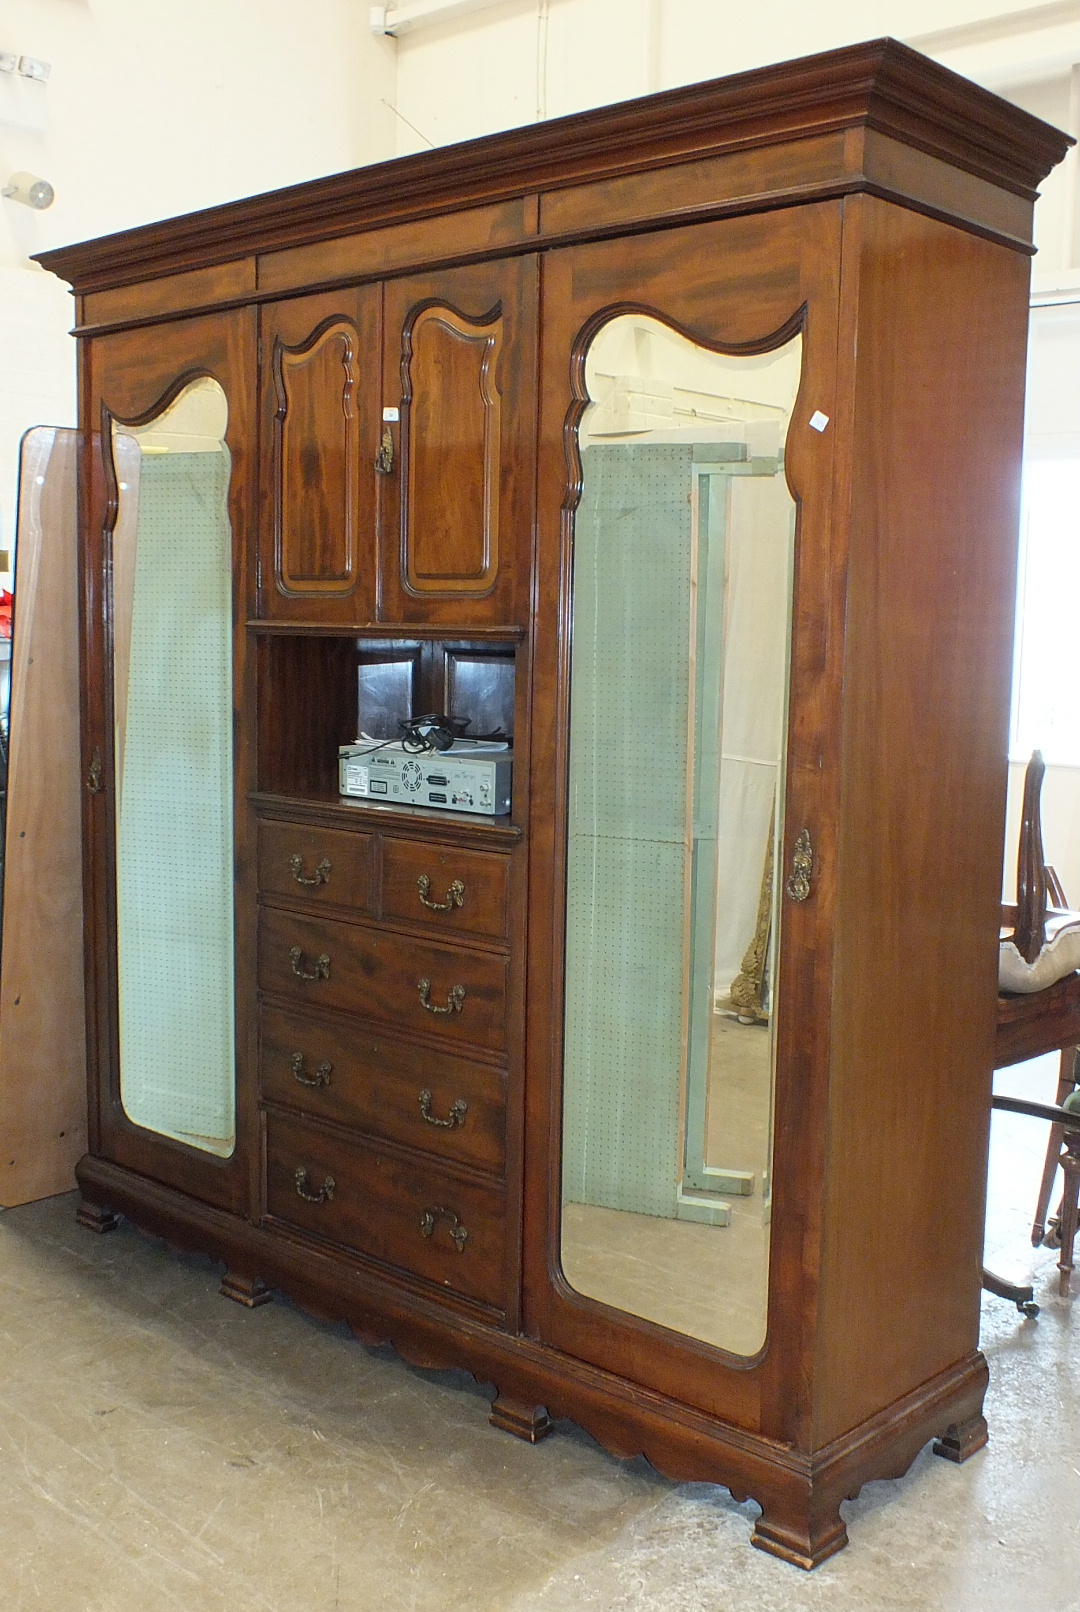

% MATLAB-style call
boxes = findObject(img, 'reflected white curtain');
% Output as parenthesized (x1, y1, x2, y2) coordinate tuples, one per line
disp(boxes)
(713, 475, 795, 993)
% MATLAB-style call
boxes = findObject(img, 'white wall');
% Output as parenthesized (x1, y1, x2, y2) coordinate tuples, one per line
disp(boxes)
(389, 0, 1079, 159)
(0, 0, 397, 571)
(0, 265, 74, 565)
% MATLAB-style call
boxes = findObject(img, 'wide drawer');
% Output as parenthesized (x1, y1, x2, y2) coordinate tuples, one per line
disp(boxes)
(381, 837, 510, 941)
(258, 819, 374, 911)
(265, 1113, 506, 1309)
(260, 1005, 507, 1173)
(258, 907, 508, 1052)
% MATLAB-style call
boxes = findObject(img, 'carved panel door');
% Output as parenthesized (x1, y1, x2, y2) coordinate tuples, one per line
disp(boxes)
(378, 257, 537, 627)
(258, 288, 381, 623)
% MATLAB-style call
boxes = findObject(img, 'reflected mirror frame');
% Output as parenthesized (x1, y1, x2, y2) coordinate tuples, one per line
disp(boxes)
(106, 375, 238, 1158)
(557, 307, 803, 1358)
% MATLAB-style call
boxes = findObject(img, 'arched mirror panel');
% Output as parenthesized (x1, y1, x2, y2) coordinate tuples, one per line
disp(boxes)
(110, 376, 236, 1156)
(560, 313, 802, 1356)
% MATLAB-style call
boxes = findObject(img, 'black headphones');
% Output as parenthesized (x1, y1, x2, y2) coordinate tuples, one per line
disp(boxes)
(398, 713, 464, 753)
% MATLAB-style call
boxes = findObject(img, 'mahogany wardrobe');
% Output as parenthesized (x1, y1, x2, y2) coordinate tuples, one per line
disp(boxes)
(38, 39, 1071, 1567)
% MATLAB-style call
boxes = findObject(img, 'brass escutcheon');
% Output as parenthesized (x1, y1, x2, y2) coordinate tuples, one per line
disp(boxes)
(417, 978, 466, 1015)
(785, 829, 814, 902)
(290, 946, 331, 982)
(87, 746, 104, 793)
(419, 1205, 468, 1252)
(417, 875, 465, 913)
(289, 853, 331, 888)
(290, 1052, 333, 1089)
(418, 1089, 469, 1129)
(294, 1167, 335, 1204)
(374, 426, 394, 474)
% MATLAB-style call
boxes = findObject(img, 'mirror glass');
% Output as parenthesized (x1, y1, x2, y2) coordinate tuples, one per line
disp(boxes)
(560, 315, 801, 1354)
(112, 378, 236, 1155)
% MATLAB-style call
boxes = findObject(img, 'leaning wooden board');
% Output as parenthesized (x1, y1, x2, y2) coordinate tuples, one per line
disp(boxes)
(0, 427, 88, 1205)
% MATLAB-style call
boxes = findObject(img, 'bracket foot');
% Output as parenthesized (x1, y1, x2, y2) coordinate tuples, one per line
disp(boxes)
(220, 1270, 272, 1308)
(489, 1393, 553, 1443)
(76, 1199, 120, 1234)
(751, 1502, 848, 1570)
(932, 1414, 988, 1464)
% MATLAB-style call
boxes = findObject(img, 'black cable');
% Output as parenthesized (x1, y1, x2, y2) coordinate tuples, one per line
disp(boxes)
(346, 714, 510, 758)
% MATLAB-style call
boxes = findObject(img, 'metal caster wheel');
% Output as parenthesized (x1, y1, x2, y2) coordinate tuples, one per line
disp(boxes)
(1018, 1299, 1040, 1319)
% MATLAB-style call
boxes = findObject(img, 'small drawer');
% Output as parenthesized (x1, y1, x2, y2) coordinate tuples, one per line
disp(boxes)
(258, 908, 508, 1052)
(381, 837, 510, 941)
(265, 1114, 506, 1309)
(260, 1005, 507, 1173)
(258, 820, 374, 910)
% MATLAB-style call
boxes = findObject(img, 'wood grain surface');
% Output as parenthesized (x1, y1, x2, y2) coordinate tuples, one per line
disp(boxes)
(0, 428, 88, 1205)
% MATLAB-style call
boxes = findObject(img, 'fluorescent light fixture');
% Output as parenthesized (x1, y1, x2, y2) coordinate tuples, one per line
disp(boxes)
(371, 0, 511, 36)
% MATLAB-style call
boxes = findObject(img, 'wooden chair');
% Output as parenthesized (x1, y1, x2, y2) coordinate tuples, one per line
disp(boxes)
(985, 752, 1080, 1314)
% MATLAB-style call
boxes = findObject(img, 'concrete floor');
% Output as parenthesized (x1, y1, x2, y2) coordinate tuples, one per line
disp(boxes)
(0, 1066, 1077, 1611)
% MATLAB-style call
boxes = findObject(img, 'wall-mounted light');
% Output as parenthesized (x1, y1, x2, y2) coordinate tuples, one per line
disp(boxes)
(0, 52, 50, 78)
(2, 172, 55, 209)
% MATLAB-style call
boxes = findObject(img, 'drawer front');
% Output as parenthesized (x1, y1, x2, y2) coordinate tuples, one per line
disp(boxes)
(265, 1114, 506, 1308)
(381, 837, 510, 941)
(260, 1005, 506, 1173)
(258, 908, 508, 1052)
(258, 819, 374, 911)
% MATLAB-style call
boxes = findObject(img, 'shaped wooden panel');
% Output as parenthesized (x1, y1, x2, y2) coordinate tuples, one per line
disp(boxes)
(380, 258, 537, 627)
(403, 304, 503, 594)
(260, 289, 380, 623)
(276, 323, 358, 589)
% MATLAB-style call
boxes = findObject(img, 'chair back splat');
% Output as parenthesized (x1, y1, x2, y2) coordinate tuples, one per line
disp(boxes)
(986, 750, 1080, 1311)
(1015, 749, 1049, 964)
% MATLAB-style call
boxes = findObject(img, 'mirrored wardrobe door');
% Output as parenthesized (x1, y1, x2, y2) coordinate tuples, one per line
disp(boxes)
(109, 378, 236, 1157)
(83, 312, 257, 1213)
(560, 314, 802, 1358)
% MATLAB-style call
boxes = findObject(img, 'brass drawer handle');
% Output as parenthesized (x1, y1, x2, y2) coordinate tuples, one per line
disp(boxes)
(420, 1205, 468, 1251)
(294, 1167, 335, 1204)
(785, 829, 813, 902)
(417, 978, 465, 1015)
(417, 875, 465, 913)
(419, 1089, 468, 1129)
(289, 853, 331, 888)
(290, 946, 331, 982)
(290, 1052, 333, 1089)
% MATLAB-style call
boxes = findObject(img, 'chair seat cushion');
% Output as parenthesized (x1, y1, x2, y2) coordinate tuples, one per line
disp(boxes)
(1000, 911, 1080, 994)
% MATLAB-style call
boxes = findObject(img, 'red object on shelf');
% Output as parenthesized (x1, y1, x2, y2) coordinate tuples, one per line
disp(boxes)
(0, 589, 12, 639)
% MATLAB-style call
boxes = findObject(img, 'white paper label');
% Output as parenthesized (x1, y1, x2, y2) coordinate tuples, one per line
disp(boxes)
(809, 411, 830, 433)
